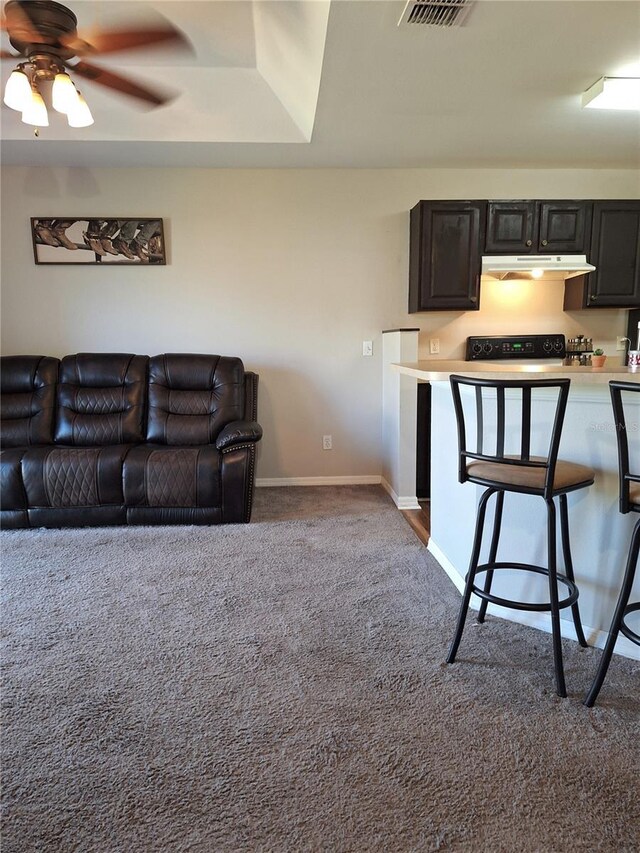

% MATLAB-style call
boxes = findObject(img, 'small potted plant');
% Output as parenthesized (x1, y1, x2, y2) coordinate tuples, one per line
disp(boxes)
(591, 348, 607, 368)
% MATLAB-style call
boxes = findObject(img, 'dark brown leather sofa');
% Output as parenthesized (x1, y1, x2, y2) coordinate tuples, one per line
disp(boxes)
(0, 353, 262, 528)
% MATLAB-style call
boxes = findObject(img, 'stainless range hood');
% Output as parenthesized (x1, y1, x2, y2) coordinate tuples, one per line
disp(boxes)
(481, 254, 596, 281)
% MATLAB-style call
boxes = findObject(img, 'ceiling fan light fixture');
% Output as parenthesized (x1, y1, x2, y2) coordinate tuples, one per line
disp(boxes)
(2, 0, 187, 131)
(52, 72, 79, 114)
(582, 77, 640, 111)
(4, 68, 32, 112)
(66, 90, 93, 127)
(21, 87, 49, 127)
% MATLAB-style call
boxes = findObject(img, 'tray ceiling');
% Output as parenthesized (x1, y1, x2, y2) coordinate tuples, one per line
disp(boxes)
(1, 0, 639, 169)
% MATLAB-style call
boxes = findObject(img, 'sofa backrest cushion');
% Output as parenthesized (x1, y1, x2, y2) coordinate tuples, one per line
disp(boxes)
(0, 355, 59, 447)
(147, 354, 245, 445)
(55, 353, 148, 446)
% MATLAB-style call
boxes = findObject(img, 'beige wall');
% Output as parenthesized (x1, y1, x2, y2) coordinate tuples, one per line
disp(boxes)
(1, 167, 637, 481)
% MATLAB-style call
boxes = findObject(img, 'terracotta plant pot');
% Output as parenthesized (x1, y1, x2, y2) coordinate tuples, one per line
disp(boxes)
(591, 354, 607, 368)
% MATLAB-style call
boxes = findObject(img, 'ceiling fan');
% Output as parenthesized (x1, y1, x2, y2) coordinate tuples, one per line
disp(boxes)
(1, 0, 190, 130)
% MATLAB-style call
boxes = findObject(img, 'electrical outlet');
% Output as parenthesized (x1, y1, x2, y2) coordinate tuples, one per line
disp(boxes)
(430, 338, 440, 355)
(362, 340, 373, 357)
(322, 435, 332, 450)
(617, 336, 629, 351)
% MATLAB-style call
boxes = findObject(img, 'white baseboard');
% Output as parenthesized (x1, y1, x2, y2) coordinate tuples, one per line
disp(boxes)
(256, 475, 382, 488)
(255, 477, 420, 511)
(427, 538, 466, 593)
(381, 478, 420, 510)
(428, 537, 640, 662)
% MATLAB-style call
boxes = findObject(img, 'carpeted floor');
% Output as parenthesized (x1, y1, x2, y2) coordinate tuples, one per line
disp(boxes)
(1, 486, 639, 852)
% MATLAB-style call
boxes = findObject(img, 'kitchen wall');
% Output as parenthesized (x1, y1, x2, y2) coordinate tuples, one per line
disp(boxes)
(1, 166, 637, 481)
(417, 276, 628, 360)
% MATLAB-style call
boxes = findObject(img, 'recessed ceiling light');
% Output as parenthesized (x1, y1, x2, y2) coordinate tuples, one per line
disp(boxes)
(582, 77, 640, 111)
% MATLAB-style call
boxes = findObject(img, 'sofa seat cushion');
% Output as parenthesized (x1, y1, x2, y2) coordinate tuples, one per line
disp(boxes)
(0, 447, 29, 509)
(123, 445, 221, 508)
(22, 445, 131, 507)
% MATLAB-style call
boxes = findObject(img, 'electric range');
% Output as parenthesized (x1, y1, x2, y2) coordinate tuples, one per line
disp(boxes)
(465, 334, 566, 361)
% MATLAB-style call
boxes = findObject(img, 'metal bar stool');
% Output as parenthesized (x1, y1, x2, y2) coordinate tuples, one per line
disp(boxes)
(584, 380, 640, 707)
(446, 375, 595, 698)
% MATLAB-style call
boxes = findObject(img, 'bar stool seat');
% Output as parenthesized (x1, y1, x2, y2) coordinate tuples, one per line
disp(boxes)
(467, 457, 595, 492)
(584, 380, 640, 707)
(446, 375, 595, 698)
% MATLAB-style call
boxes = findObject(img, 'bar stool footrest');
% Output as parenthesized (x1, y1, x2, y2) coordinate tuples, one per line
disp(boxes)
(620, 602, 640, 646)
(470, 562, 579, 613)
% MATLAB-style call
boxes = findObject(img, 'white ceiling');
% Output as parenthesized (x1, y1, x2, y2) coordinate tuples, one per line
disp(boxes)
(1, 0, 640, 169)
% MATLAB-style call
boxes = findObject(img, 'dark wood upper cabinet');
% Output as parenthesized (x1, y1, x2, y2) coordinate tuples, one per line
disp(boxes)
(409, 197, 639, 313)
(485, 202, 536, 253)
(485, 200, 591, 254)
(409, 201, 485, 312)
(563, 201, 640, 309)
(539, 201, 592, 253)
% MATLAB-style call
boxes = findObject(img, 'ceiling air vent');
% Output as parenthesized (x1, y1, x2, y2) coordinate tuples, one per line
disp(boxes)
(398, 0, 475, 28)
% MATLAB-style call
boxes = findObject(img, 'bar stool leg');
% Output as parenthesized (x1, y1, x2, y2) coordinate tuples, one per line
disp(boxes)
(558, 494, 588, 648)
(447, 487, 496, 664)
(477, 490, 505, 624)
(546, 498, 567, 698)
(583, 517, 640, 708)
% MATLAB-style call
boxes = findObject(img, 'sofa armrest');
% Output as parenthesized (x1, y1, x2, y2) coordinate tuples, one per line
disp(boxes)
(216, 420, 263, 451)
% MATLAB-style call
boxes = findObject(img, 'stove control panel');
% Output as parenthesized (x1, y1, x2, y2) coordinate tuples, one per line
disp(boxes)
(466, 334, 566, 361)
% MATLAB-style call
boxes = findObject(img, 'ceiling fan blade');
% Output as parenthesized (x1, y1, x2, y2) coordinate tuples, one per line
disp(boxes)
(61, 24, 190, 56)
(2, 1, 48, 44)
(71, 60, 170, 106)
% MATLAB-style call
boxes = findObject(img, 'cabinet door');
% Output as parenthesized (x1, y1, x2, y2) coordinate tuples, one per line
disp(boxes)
(485, 201, 536, 253)
(539, 201, 592, 253)
(409, 201, 485, 312)
(585, 201, 640, 308)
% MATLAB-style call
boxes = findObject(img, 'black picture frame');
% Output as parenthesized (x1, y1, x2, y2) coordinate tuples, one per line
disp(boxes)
(31, 218, 166, 265)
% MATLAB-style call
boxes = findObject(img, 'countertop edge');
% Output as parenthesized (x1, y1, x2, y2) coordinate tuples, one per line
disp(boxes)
(391, 360, 640, 384)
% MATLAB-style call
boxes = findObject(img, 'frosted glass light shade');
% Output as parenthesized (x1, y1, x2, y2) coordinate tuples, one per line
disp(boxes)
(582, 77, 640, 111)
(52, 72, 78, 114)
(21, 89, 49, 126)
(4, 69, 31, 111)
(67, 91, 93, 127)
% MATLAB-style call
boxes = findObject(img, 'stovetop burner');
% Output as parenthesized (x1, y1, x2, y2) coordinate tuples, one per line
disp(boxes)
(466, 334, 566, 361)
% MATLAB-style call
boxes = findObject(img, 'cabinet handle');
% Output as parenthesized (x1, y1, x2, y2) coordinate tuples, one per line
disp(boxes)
(526, 239, 532, 247)
(541, 239, 548, 246)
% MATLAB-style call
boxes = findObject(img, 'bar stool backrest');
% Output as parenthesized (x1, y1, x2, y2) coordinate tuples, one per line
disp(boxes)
(610, 380, 640, 515)
(449, 375, 571, 499)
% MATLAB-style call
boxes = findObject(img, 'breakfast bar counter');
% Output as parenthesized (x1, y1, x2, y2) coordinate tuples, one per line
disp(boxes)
(385, 355, 640, 659)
